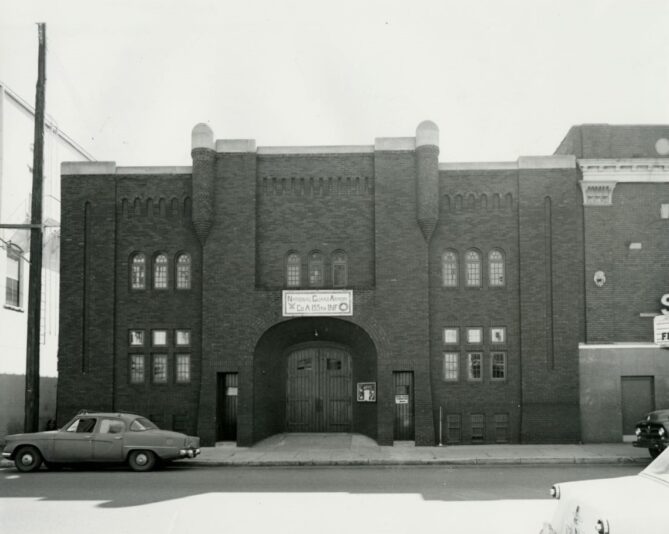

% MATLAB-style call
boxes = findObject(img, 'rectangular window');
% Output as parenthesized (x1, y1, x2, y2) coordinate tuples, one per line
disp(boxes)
(175, 354, 190, 383)
(152, 330, 167, 346)
(443, 327, 459, 344)
(490, 327, 506, 344)
(491, 352, 506, 380)
(446, 414, 461, 444)
(443, 352, 459, 381)
(152, 354, 168, 383)
(175, 329, 190, 346)
(662, 204, 669, 219)
(471, 414, 485, 443)
(466, 327, 482, 344)
(130, 355, 145, 383)
(5, 247, 21, 307)
(129, 330, 145, 346)
(287, 264, 300, 287)
(467, 352, 482, 381)
(494, 413, 509, 443)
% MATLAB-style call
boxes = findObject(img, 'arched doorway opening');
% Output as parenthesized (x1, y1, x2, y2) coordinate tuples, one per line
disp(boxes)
(252, 317, 377, 444)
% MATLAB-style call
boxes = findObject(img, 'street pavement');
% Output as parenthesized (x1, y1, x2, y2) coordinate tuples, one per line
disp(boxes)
(1, 433, 652, 469)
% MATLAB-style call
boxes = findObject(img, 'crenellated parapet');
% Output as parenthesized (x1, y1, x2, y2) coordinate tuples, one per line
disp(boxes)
(415, 120, 440, 241)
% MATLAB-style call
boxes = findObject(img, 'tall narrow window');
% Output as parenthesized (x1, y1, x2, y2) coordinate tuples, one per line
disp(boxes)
(130, 253, 146, 290)
(152, 354, 168, 383)
(465, 250, 481, 287)
(130, 355, 145, 384)
(332, 251, 348, 287)
(443, 353, 459, 381)
(5, 245, 21, 307)
(446, 414, 461, 444)
(491, 352, 506, 380)
(471, 414, 485, 443)
(176, 354, 191, 383)
(176, 253, 191, 289)
(442, 251, 458, 287)
(467, 352, 482, 381)
(286, 253, 301, 287)
(488, 249, 505, 287)
(154, 254, 168, 289)
(308, 251, 324, 287)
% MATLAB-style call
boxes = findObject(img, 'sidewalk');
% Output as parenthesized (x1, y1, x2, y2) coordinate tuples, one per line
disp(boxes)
(189, 433, 652, 467)
(0, 433, 652, 469)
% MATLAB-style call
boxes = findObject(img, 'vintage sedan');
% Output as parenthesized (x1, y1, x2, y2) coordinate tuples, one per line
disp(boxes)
(540, 447, 669, 534)
(633, 408, 669, 458)
(1, 411, 200, 472)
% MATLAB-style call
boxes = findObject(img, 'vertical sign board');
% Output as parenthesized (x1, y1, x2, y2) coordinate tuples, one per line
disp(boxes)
(653, 315, 669, 347)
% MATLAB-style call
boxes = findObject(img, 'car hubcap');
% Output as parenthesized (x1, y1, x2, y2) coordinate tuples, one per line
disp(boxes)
(21, 453, 34, 465)
(136, 454, 147, 465)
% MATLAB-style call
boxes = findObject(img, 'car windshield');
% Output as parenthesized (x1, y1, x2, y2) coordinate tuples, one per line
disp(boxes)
(642, 446, 669, 480)
(129, 417, 159, 431)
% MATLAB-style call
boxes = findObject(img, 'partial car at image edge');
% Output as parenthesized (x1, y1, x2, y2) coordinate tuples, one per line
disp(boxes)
(1, 410, 200, 472)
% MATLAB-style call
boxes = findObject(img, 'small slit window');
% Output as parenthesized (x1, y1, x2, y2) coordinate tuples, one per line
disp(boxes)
(286, 253, 301, 287)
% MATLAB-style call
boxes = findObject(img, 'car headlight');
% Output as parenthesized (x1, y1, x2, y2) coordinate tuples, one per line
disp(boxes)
(635, 427, 641, 436)
(659, 427, 666, 437)
(595, 519, 609, 534)
(550, 485, 560, 499)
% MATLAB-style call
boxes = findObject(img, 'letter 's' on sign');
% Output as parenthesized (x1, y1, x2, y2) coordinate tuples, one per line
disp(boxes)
(662, 294, 669, 315)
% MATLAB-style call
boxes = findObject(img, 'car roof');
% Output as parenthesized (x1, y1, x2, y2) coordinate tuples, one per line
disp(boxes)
(73, 411, 143, 422)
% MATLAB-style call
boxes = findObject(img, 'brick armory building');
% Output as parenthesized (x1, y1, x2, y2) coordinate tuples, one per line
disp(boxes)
(60, 120, 664, 448)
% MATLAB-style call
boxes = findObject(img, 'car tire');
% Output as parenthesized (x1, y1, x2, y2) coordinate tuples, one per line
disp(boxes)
(14, 446, 43, 473)
(128, 450, 156, 472)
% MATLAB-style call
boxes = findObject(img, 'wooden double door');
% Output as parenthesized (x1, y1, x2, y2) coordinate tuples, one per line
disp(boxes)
(286, 346, 352, 432)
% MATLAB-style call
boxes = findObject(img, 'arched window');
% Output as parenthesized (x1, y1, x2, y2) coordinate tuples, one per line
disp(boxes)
(308, 251, 324, 287)
(488, 249, 505, 287)
(176, 253, 191, 289)
(442, 250, 458, 287)
(130, 253, 146, 290)
(286, 253, 301, 287)
(332, 251, 348, 288)
(154, 254, 168, 289)
(465, 250, 481, 287)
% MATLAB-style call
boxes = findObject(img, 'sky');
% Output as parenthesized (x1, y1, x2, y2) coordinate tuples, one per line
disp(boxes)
(1, 0, 669, 166)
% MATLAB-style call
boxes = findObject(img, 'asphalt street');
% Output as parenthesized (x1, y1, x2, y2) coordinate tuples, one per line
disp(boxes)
(0, 463, 641, 534)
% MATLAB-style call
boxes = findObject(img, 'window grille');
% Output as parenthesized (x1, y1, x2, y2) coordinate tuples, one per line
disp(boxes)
(468, 352, 482, 381)
(308, 252, 324, 287)
(152, 354, 168, 383)
(494, 413, 509, 443)
(446, 414, 461, 444)
(131, 254, 146, 290)
(465, 250, 481, 287)
(491, 352, 506, 380)
(176, 253, 191, 289)
(286, 253, 301, 287)
(130, 355, 145, 383)
(154, 254, 168, 289)
(176, 354, 190, 383)
(442, 251, 458, 287)
(443, 352, 459, 381)
(471, 414, 485, 443)
(488, 250, 505, 287)
(332, 251, 348, 287)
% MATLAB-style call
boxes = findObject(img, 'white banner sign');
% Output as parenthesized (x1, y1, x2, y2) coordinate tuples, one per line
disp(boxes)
(282, 290, 353, 317)
(654, 314, 669, 347)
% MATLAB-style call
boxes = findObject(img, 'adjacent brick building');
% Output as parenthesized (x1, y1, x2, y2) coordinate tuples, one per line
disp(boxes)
(62, 119, 667, 447)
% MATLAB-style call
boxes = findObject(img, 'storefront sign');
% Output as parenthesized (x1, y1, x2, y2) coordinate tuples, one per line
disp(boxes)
(282, 290, 353, 317)
(357, 382, 376, 402)
(395, 395, 409, 404)
(654, 314, 669, 347)
(661, 294, 669, 315)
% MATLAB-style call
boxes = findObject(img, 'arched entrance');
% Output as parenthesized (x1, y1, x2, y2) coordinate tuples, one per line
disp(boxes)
(286, 344, 352, 432)
(252, 317, 377, 444)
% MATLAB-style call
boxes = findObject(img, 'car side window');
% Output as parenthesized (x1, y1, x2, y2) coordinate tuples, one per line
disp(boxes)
(65, 417, 97, 433)
(99, 419, 124, 434)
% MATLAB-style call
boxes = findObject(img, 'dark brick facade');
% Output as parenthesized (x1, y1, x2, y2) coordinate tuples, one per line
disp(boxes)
(58, 122, 584, 446)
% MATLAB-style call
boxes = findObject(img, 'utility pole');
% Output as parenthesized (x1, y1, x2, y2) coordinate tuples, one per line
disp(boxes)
(24, 23, 46, 433)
